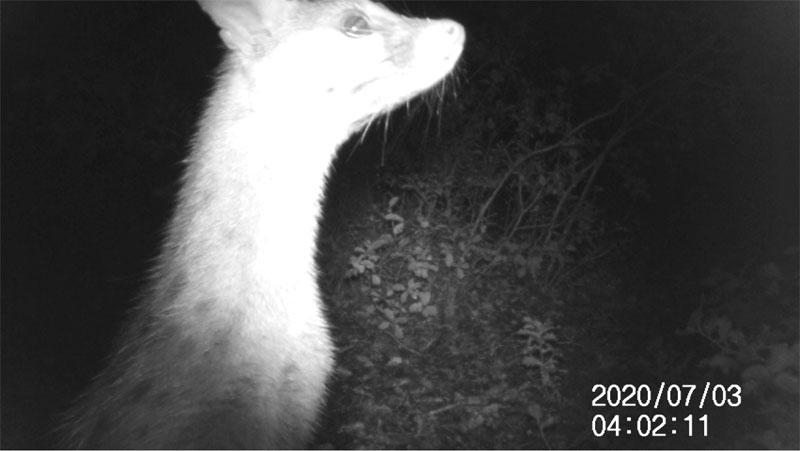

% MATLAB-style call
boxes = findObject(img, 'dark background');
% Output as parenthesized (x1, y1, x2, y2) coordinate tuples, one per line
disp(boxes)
(2, 1, 797, 448)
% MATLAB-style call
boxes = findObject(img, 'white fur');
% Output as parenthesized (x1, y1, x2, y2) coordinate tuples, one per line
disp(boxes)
(60, 0, 463, 448)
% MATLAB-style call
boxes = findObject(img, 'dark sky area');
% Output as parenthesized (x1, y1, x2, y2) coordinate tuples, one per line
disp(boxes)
(1, 1, 797, 448)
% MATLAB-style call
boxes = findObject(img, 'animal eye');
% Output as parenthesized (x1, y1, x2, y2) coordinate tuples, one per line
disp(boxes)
(341, 11, 371, 37)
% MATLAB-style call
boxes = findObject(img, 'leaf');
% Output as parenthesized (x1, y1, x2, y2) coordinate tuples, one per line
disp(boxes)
(422, 306, 438, 318)
(528, 402, 543, 423)
(384, 213, 404, 222)
(409, 261, 439, 272)
(388, 196, 399, 209)
(382, 308, 396, 321)
(444, 251, 454, 267)
(387, 356, 403, 366)
(516, 327, 535, 337)
(482, 403, 501, 417)
(419, 291, 431, 304)
(369, 234, 394, 251)
(522, 356, 540, 367)
(371, 274, 381, 286)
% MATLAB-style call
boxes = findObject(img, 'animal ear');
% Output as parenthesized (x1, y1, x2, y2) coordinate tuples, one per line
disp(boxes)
(198, 0, 295, 58)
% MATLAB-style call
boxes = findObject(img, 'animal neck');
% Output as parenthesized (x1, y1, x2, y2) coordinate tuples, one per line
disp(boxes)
(161, 58, 347, 314)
